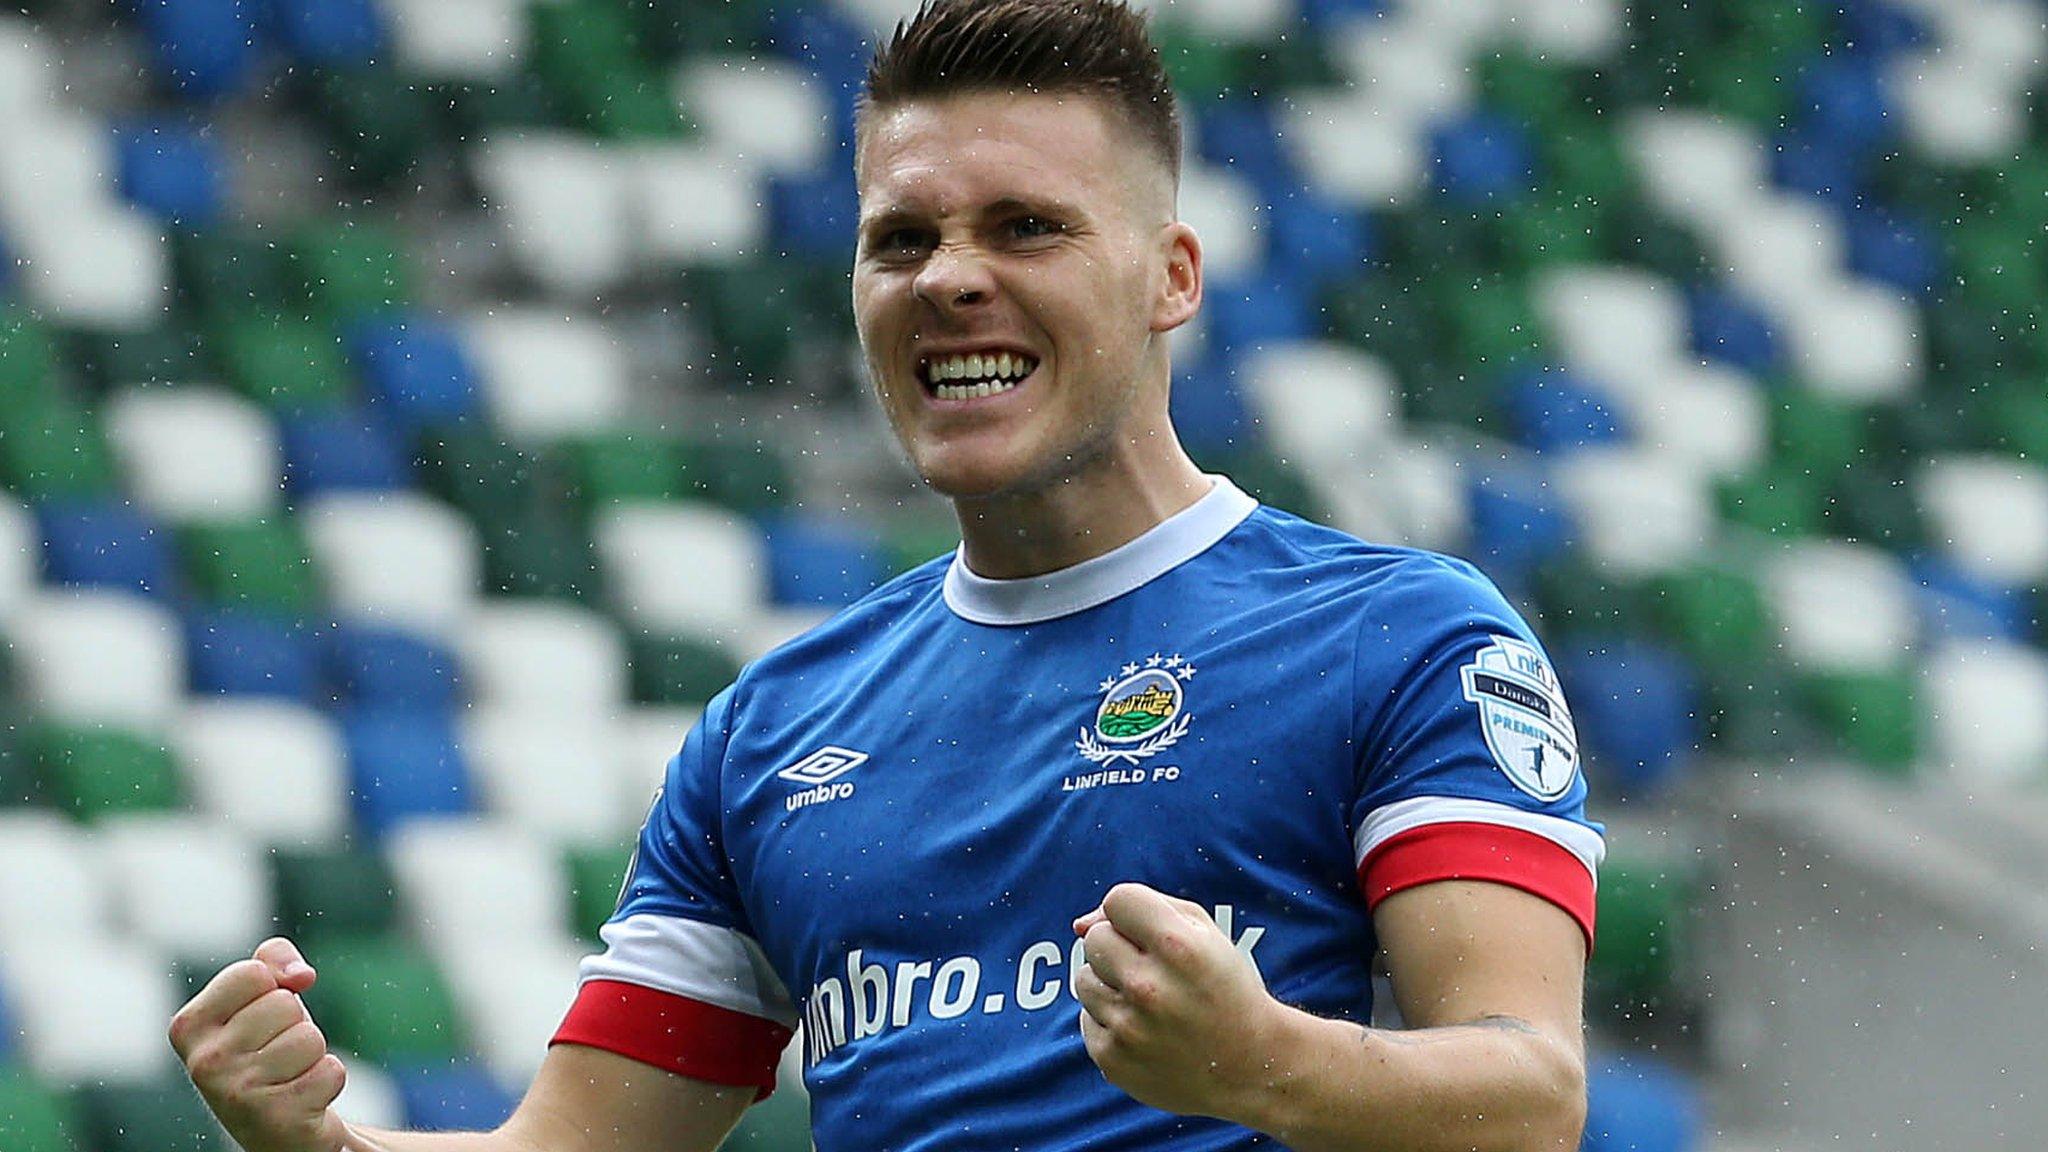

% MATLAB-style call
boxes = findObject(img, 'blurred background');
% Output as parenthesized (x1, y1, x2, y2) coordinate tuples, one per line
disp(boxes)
(1, 0, 2046, 1149)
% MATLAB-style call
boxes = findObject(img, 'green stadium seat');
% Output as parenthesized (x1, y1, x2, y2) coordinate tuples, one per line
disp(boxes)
(0, 305, 66, 400)
(0, 1065, 80, 1152)
(300, 933, 466, 1064)
(1767, 387, 1866, 483)
(1436, 277, 1546, 373)
(628, 0, 767, 58)
(885, 517, 960, 575)
(272, 842, 401, 940)
(180, 518, 320, 613)
(415, 427, 559, 526)
(1497, 192, 1607, 270)
(1531, 559, 1654, 642)
(0, 398, 119, 500)
(1320, 278, 1440, 382)
(477, 511, 603, 602)
(530, 1, 686, 139)
(1648, 564, 1772, 670)
(565, 840, 633, 944)
(628, 630, 744, 707)
(430, 75, 561, 142)
(679, 439, 797, 515)
(26, 722, 183, 819)
(563, 431, 684, 511)
(1153, 20, 1241, 101)
(692, 257, 849, 380)
(1801, 669, 1919, 774)
(172, 229, 291, 323)
(285, 219, 414, 322)
(213, 311, 354, 412)
(1229, 32, 1344, 95)
(74, 1073, 224, 1152)
(1946, 214, 2045, 314)
(64, 323, 213, 393)
(310, 66, 439, 191)
(1588, 854, 1695, 1016)
(1715, 465, 1823, 538)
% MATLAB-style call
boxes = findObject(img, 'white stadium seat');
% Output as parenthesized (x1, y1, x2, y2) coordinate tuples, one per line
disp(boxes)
(1921, 641, 2048, 787)
(0, 490, 38, 625)
(331, 1051, 406, 1130)
(735, 606, 834, 665)
(0, 810, 116, 944)
(1553, 446, 1716, 578)
(385, 0, 527, 80)
(1533, 265, 1689, 400)
(301, 492, 481, 640)
(1144, 0, 1295, 41)
(1177, 164, 1262, 283)
(1942, 0, 2048, 85)
(613, 705, 698, 828)
(0, 112, 114, 234)
(1889, 55, 2028, 165)
(1500, 0, 1625, 63)
(463, 308, 632, 438)
(1767, 540, 1918, 673)
(172, 699, 352, 846)
(1617, 361, 1768, 481)
(595, 500, 768, 637)
(1625, 111, 1770, 229)
(674, 57, 831, 176)
(1239, 340, 1401, 469)
(1711, 196, 1845, 311)
(385, 817, 569, 945)
(1329, 17, 1478, 124)
(473, 133, 634, 297)
(1319, 436, 1470, 554)
(626, 142, 763, 266)
(1281, 91, 1428, 206)
(1916, 456, 2048, 586)
(0, 17, 59, 116)
(9, 589, 184, 728)
(1782, 280, 1920, 402)
(103, 386, 282, 522)
(0, 933, 179, 1085)
(14, 203, 169, 331)
(456, 601, 630, 712)
(459, 705, 632, 843)
(98, 813, 271, 959)
(435, 936, 588, 1083)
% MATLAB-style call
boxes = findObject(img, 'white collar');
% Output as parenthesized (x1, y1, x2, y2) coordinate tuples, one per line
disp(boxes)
(942, 476, 1258, 626)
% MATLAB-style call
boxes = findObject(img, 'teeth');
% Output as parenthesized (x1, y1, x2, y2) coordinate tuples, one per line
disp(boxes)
(921, 351, 1038, 386)
(933, 378, 1022, 401)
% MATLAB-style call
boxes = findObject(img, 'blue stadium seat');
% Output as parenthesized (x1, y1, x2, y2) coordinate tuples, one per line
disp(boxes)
(342, 708, 472, 836)
(1204, 275, 1317, 353)
(390, 1060, 517, 1132)
(113, 118, 227, 228)
(1910, 556, 2034, 643)
(1769, 129, 1865, 204)
(345, 315, 481, 430)
(1466, 463, 1573, 590)
(1198, 100, 1296, 196)
(1844, 207, 1941, 296)
(767, 166, 860, 259)
(1685, 287, 1779, 376)
(280, 409, 412, 496)
(133, 0, 264, 98)
(185, 608, 322, 703)
(1298, 0, 1386, 28)
(762, 515, 888, 607)
(1266, 186, 1375, 289)
(1560, 639, 1699, 795)
(1791, 55, 1893, 151)
(1582, 1053, 1703, 1152)
(763, 5, 866, 148)
(36, 500, 177, 599)
(268, 0, 386, 66)
(326, 624, 462, 711)
(1430, 110, 1538, 205)
(1835, 0, 1934, 57)
(1170, 355, 1258, 457)
(1502, 367, 1627, 454)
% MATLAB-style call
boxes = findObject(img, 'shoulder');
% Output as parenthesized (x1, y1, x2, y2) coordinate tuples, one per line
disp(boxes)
(1222, 506, 1517, 626)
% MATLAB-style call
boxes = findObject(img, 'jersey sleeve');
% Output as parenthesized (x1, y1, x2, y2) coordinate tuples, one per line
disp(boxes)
(1349, 556, 1605, 948)
(551, 687, 797, 1097)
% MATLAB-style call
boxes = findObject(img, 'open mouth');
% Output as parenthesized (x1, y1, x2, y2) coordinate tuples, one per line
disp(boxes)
(917, 350, 1040, 400)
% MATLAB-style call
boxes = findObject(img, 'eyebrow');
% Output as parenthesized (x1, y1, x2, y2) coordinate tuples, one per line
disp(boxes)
(858, 194, 1080, 233)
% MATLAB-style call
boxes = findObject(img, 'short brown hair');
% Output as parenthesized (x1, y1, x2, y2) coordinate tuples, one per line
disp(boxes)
(861, 0, 1182, 184)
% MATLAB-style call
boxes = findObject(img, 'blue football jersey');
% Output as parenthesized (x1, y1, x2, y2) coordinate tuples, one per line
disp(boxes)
(554, 478, 1604, 1151)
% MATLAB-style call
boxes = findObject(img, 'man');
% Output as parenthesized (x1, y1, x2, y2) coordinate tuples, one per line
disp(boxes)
(171, 2, 1602, 1149)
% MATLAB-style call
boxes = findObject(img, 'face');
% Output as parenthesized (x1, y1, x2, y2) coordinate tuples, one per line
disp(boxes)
(852, 92, 1200, 501)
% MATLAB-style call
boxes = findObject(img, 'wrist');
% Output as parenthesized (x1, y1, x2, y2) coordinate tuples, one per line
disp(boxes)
(1213, 997, 1349, 1137)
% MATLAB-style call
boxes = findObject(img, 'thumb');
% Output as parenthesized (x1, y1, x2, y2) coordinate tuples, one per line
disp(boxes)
(1073, 906, 1107, 937)
(253, 936, 318, 993)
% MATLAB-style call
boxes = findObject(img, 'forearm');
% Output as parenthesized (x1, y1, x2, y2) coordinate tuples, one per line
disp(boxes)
(343, 1125, 536, 1152)
(1224, 1004, 1586, 1152)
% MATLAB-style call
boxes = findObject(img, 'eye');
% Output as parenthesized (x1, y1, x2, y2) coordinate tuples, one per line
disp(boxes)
(870, 227, 933, 258)
(1010, 215, 1061, 240)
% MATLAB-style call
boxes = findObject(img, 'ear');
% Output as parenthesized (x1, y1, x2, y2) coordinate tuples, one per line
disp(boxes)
(1150, 220, 1202, 334)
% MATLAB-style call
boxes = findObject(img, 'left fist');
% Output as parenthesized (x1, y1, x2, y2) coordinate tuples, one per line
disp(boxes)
(1072, 882, 1281, 1119)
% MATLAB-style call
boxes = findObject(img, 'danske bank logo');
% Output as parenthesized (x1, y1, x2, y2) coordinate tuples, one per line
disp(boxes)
(801, 904, 1265, 1065)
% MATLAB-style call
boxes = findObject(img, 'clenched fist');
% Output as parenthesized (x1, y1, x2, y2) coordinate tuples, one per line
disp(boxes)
(169, 937, 351, 1152)
(1071, 883, 1286, 1123)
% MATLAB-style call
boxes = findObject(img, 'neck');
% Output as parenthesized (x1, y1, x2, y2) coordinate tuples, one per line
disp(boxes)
(950, 437, 1210, 579)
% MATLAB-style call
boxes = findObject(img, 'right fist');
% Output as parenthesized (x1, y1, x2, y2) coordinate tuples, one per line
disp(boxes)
(169, 937, 350, 1152)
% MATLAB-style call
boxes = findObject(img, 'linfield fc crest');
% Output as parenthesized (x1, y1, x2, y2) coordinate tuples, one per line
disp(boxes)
(1460, 635, 1579, 801)
(1076, 654, 1195, 766)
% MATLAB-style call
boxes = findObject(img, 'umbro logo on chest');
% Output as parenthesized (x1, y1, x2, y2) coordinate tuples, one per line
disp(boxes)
(778, 746, 869, 812)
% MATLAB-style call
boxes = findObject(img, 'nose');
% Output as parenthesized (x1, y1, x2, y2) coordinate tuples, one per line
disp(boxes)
(912, 243, 995, 312)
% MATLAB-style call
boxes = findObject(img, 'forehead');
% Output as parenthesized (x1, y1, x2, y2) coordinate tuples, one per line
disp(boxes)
(856, 92, 1133, 215)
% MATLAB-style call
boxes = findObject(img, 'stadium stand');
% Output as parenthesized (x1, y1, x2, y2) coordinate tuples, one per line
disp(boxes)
(2, 0, 2047, 1148)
